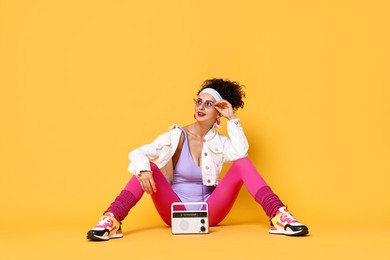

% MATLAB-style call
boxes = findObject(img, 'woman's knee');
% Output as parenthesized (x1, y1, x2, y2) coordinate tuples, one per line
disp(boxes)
(231, 157, 252, 168)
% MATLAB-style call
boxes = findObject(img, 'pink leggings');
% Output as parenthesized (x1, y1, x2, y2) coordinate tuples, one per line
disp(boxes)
(106, 158, 284, 226)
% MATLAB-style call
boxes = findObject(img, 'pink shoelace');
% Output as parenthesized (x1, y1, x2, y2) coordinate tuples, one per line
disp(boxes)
(96, 216, 114, 229)
(280, 211, 298, 224)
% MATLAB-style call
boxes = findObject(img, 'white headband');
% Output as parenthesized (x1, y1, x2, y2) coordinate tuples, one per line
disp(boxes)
(199, 88, 223, 102)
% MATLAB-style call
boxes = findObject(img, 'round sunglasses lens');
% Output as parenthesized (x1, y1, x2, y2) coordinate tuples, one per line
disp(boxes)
(205, 101, 213, 108)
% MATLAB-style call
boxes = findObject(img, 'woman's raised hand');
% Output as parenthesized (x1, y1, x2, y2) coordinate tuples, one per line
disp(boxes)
(214, 100, 237, 120)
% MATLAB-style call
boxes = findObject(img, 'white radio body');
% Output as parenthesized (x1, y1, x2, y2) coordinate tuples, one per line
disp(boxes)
(171, 202, 209, 234)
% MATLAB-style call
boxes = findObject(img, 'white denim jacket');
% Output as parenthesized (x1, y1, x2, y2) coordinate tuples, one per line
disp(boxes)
(128, 118, 248, 186)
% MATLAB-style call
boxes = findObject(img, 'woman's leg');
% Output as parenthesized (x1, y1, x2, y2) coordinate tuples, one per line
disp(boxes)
(207, 157, 284, 226)
(88, 163, 182, 240)
(104, 176, 143, 223)
(149, 163, 183, 226)
(105, 163, 182, 225)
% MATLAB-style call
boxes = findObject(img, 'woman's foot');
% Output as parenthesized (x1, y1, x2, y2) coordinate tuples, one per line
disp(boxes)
(269, 207, 309, 236)
(87, 212, 123, 241)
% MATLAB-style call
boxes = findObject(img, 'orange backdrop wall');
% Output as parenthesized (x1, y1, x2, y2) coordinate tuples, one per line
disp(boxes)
(1, 0, 389, 231)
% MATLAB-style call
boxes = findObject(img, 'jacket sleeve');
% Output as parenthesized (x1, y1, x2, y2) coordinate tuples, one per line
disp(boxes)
(127, 131, 171, 176)
(222, 118, 249, 162)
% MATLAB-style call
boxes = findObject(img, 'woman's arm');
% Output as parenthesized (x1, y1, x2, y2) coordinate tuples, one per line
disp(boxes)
(223, 118, 249, 161)
(128, 131, 171, 176)
(214, 100, 249, 161)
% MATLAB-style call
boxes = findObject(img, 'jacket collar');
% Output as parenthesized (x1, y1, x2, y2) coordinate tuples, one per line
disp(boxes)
(205, 126, 218, 141)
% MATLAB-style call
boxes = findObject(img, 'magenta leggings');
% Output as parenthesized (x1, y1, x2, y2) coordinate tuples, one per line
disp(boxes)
(111, 158, 283, 226)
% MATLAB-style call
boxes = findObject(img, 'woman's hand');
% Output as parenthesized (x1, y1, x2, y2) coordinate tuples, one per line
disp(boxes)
(214, 100, 237, 120)
(137, 170, 157, 194)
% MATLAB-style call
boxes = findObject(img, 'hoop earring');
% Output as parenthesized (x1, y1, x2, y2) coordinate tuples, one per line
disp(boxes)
(216, 118, 220, 125)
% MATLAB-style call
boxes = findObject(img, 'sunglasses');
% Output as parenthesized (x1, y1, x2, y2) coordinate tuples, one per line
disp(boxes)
(193, 98, 215, 109)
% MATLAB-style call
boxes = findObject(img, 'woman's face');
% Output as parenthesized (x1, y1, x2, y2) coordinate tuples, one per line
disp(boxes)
(194, 93, 219, 123)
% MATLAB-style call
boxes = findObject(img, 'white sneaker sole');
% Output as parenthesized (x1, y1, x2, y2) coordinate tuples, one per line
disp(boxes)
(269, 226, 309, 236)
(87, 230, 123, 241)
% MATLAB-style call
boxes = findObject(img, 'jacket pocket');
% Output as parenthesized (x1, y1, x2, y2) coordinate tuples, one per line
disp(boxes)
(207, 143, 224, 165)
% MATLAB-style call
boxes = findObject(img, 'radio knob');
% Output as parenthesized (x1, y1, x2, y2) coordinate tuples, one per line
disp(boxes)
(200, 219, 205, 224)
(200, 226, 206, 232)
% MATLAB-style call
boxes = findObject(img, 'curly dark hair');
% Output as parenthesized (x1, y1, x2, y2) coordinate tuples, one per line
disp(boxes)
(197, 78, 245, 111)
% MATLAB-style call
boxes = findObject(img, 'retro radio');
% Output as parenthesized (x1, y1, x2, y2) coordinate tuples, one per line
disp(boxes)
(171, 202, 209, 234)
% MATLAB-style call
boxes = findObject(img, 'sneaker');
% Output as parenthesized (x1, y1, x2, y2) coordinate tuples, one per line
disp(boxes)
(87, 212, 123, 241)
(269, 206, 309, 236)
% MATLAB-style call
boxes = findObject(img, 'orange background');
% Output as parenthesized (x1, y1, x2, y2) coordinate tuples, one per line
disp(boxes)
(1, 0, 389, 259)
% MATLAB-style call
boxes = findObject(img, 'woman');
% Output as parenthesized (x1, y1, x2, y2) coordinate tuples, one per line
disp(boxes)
(87, 78, 309, 241)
